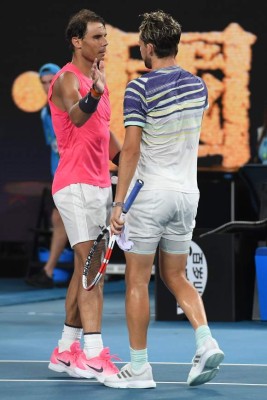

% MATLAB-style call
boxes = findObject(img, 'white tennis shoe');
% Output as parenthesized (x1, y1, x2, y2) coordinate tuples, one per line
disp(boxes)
(187, 337, 224, 386)
(103, 362, 156, 389)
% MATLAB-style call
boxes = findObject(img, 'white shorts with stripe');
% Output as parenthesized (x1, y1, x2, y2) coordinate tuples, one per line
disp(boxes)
(53, 183, 112, 248)
(126, 189, 200, 254)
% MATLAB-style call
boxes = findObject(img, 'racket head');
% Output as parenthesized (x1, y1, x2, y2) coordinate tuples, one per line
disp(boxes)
(82, 227, 115, 291)
(82, 178, 144, 291)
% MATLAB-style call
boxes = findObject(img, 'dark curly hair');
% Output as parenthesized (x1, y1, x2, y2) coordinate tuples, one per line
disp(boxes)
(139, 10, 182, 58)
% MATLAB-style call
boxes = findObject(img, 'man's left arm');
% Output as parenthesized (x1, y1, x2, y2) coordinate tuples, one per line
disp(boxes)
(110, 125, 142, 234)
(109, 131, 122, 166)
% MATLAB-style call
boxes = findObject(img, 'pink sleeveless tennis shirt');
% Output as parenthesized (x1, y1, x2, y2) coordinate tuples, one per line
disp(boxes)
(48, 63, 111, 195)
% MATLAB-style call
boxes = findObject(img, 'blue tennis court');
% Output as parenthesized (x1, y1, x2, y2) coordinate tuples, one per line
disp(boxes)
(0, 278, 266, 400)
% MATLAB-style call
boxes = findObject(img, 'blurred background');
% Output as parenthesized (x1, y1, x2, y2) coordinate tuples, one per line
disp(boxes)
(1, 0, 267, 297)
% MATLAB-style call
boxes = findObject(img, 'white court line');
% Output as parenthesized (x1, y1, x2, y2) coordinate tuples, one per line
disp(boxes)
(0, 360, 267, 367)
(0, 361, 266, 387)
(0, 379, 266, 387)
(1, 360, 266, 387)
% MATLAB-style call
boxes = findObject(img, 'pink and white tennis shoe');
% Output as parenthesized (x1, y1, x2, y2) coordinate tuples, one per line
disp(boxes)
(48, 341, 83, 378)
(75, 347, 120, 382)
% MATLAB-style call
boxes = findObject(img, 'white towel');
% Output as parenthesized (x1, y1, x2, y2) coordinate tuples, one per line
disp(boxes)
(115, 224, 133, 251)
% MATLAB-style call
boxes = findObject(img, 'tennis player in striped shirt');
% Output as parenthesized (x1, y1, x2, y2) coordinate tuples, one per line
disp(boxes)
(105, 9, 224, 389)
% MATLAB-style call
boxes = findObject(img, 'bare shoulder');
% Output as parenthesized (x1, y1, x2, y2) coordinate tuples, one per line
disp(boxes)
(52, 71, 80, 110)
(57, 71, 80, 92)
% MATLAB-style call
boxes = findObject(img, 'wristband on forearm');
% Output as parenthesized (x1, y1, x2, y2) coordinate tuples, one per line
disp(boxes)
(78, 91, 101, 114)
(112, 201, 124, 208)
(112, 151, 121, 166)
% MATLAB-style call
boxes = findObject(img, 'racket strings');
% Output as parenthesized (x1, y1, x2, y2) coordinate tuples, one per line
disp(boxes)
(86, 238, 106, 284)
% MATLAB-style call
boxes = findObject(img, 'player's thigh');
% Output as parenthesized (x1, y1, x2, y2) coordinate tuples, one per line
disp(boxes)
(124, 251, 155, 286)
(158, 248, 188, 283)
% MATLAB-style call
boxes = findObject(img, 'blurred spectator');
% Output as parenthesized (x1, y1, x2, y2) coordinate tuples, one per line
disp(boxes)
(257, 105, 267, 164)
(25, 63, 69, 289)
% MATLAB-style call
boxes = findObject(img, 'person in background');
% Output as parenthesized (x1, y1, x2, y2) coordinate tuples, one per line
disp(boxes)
(26, 63, 69, 289)
(257, 104, 267, 164)
(47, 9, 121, 381)
(104, 9, 224, 389)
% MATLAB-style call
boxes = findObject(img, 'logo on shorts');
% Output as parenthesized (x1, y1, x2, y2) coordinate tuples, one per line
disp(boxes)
(177, 240, 208, 315)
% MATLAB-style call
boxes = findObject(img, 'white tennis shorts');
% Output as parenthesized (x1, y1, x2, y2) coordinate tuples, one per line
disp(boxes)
(53, 183, 112, 247)
(126, 189, 200, 254)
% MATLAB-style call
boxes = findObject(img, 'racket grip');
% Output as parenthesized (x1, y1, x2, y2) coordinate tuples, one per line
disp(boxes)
(123, 179, 144, 213)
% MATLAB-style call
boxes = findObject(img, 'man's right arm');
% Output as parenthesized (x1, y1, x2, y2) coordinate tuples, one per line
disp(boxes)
(51, 60, 105, 127)
(52, 72, 96, 127)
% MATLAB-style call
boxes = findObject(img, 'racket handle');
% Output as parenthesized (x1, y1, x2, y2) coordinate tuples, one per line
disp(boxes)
(123, 179, 144, 213)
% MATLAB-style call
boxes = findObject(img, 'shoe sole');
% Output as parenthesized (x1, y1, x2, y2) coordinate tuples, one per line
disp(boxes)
(188, 367, 219, 386)
(187, 350, 225, 386)
(104, 380, 156, 389)
(205, 351, 224, 369)
(48, 362, 81, 378)
(74, 367, 96, 381)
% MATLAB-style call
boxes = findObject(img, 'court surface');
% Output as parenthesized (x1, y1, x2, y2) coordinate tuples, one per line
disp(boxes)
(0, 278, 266, 400)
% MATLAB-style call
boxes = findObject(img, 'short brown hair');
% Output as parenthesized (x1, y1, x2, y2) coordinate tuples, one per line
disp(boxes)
(65, 9, 106, 51)
(139, 10, 182, 58)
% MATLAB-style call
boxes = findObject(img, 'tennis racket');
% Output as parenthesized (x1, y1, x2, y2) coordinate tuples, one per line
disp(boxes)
(82, 179, 144, 291)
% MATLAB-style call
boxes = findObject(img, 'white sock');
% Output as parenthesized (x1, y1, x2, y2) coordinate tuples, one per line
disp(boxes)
(195, 325, 212, 349)
(84, 333, 103, 359)
(130, 347, 148, 372)
(58, 324, 82, 352)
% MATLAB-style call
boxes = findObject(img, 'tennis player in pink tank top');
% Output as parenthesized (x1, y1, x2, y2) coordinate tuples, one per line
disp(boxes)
(47, 9, 121, 382)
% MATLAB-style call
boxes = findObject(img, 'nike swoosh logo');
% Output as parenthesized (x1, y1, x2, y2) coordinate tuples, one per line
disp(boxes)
(86, 364, 103, 373)
(57, 359, 70, 367)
